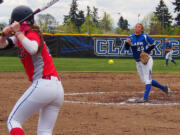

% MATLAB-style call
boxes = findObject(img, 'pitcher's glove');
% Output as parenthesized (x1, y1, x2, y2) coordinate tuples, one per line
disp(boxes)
(164, 48, 171, 53)
(140, 51, 150, 65)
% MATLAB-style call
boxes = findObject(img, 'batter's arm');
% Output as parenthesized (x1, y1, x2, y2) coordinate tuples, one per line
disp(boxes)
(0, 38, 15, 50)
(0, 25, 15, 50)
(11, 21, 38, 55)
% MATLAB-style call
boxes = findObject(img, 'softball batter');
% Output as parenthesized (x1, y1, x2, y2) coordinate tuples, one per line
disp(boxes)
(164, 38, 177, 66)
(125, 23, 170, 103)
(0, 5, 64, 135)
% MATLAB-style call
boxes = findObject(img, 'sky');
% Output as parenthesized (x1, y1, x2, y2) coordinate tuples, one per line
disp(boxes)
(0, 0, 176, 28)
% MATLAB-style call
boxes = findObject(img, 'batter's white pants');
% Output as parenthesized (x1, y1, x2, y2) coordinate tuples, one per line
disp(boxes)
(165, 50, 173, 60)
(136, 56, 153, 84)
(7, 77, 64, 135)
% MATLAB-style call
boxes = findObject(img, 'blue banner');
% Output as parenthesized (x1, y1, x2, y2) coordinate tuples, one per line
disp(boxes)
(56, 34, 180, 58)
(1, 34, 179, 58)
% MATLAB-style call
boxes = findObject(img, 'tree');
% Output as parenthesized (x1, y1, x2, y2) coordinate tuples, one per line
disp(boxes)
(80, 6, 101, 34)
(173, 0, 180, 25)
(154, 0, 173, 29)
(99, 12, 113, 33)
(64, 0, 85, 33)
(174, 26, 180, 35)
(76, 10, 85, 32)
(80, 16, 100, 34)
(123, 19, 129, 30)
(63, 15, 69, 25)
(92, 6, 99, 26)
(141, 12, 178, 35)
(86, 6, 91, 17)
(36, 14, 57, 32)
(117, 16, 124, 29)
(117, 16, 129, 30)
(141, 13, 152, 33)
(65, 18, 77, 33)
(69, 0, 78, 24)
(149, 13, 162, 34)
(141, 12, 162, 34)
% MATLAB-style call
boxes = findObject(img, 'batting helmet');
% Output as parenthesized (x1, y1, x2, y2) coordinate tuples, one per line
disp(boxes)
(10, 5, 34, 24)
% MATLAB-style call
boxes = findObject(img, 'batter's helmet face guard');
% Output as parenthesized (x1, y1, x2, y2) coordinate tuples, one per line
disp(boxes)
(10, 5, 34, 25)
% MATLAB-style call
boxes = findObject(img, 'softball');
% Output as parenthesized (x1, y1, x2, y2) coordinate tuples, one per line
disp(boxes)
(108, 59, 114, 65)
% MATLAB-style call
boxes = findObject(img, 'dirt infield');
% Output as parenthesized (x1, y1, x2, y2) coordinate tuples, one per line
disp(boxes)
(1, 72, 180, 135)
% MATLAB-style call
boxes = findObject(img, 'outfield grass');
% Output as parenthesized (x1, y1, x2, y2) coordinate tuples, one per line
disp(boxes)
(0, 56, 179, 73)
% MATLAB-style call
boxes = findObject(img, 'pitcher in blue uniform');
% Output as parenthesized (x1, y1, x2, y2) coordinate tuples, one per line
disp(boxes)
(125, 23, 170, 103)
(164, 38, 177, 66)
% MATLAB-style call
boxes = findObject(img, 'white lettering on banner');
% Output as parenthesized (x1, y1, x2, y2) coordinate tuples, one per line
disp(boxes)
(94, 37, 180, 57)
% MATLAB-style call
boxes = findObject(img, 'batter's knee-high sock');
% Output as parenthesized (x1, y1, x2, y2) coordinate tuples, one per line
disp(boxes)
(171, 59, 176, 65)
(10, 128, 25, 135)
(144, 84, 152, 100)
(152, 80, 165, 90)
(166, 59, 168, 66)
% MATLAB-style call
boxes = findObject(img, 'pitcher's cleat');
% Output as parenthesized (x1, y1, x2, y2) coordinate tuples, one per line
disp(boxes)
(136, 98, 148, 103)
(164, 85, 171, 94)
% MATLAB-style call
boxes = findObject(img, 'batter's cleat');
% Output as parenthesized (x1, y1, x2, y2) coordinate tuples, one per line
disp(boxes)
(136, 98, 148, 103)
(163, 85, 171, 94)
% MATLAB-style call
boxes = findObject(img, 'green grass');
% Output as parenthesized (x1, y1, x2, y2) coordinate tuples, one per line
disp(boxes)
(0, 56, 179, 73)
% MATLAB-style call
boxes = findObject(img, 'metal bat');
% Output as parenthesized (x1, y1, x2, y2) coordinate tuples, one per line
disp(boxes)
(19, 0, 59, 23)
(1, 0, 59, 36)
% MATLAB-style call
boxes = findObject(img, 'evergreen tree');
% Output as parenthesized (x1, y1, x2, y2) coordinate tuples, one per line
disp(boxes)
(117, 16, 124, 29)
(63, 0, 85, 33)
(173, 0, 180, 25)
(117, 16, 129, 30)
(63, 15, 69, 25)
(154, 0, 173, 28)
(76, 10, 85, 32)
(86, 6, 91, 17)
(69, 0, 78, 24)
(92, 6, 99, 26)
(123, 19, 129, 30)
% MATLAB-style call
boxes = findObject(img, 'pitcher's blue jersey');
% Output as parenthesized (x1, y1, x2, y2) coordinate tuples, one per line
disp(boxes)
(165, 42, 173, 49)
(127, 33, 154, 61)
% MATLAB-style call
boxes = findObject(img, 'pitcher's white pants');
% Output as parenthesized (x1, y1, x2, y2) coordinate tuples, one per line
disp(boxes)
(7, 77, 64, 135)
(165, 50, 173, 60)
(136, 56, 153, 85)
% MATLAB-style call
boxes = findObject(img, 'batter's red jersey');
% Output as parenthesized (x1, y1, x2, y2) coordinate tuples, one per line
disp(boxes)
(17, 30, 60, 82)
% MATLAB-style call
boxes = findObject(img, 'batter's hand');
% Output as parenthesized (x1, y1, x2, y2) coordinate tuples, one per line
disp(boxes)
(1, 26, 12, 38)
(10, 21, 20, 33)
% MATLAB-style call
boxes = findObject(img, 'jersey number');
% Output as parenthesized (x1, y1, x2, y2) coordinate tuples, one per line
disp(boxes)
(137, 46, 144, 52)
